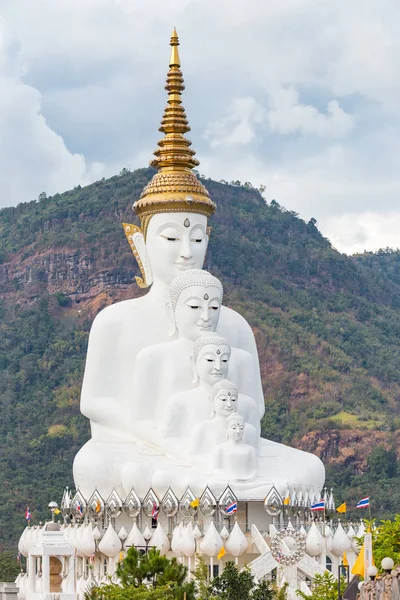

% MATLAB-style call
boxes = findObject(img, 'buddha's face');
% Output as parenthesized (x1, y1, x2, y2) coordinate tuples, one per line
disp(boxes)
(226, 418, 244, 442)
(214, 389, 238, 418)
(146, 213, 208, 286)
(175, 285, 222, 341)
(196, 344, 230, 387)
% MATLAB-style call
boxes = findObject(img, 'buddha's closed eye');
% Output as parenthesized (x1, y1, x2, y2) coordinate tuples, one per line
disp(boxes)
(160, 234, 179, 241)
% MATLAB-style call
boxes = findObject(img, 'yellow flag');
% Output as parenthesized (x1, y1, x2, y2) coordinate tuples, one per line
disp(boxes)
(283, 496, 290, 505)
(342, 552, 349, 567)
(53, 508, 61, 515)
(190, 498, 199, 508)
(217, 546, 226, 560)
(337, 502, 347, 513)
(95, 499, 101, 513)
(351, 542, 365, 577)
(119, 551, 124, 562)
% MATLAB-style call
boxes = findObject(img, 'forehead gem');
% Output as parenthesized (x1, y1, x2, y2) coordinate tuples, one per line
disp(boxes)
(228, 391, 231, 396)
(184, 218, 190, 227)
(204, 293, 209, 300)
(216, 349, 221, 354)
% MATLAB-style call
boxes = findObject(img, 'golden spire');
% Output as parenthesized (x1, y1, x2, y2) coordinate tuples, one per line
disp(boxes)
(133, 29, 216, 233)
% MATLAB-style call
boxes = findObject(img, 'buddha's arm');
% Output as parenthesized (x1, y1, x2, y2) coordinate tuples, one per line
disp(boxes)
(161, 397, 181, 439)
(219, 307, 265, 418)
(80, 309, 131, 434)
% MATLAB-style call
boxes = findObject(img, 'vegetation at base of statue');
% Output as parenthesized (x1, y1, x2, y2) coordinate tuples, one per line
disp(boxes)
(296, 572, 345, 600)
(0, 552, 21, 582)
(83, 549, 287, 600)
(355, 515, 400, 570)
(1, 168, 400, 554)
(84, 547, 194, 600)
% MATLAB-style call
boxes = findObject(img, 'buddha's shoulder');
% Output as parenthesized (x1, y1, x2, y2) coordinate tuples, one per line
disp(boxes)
(220, 305, 251, 327)
(91, 296, 152, 329)
(218, 307, 254, 346)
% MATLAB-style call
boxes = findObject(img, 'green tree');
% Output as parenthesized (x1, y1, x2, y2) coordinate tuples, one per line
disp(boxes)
(296, 572, 343, 600)
(0, 551, 21, 581)
(363, 515, 400, 568)
(210, 561, 254, 600)
(85, 548, 194, 600)
(252, 579, 279, 600)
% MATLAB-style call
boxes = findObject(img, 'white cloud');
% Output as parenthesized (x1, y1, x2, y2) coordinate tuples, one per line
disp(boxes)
(323, 211, 400, 254)
(204, 97, 264, 148)
(0, 0, 399, 253)
(0, 19, 104, 207)
(266, 87, 354, 138)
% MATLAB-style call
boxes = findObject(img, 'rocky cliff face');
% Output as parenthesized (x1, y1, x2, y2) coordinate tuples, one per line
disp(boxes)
(0, 248, 136, 302)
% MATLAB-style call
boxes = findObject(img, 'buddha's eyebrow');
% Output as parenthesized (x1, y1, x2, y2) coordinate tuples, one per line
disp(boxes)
(156, 222, 182, 234)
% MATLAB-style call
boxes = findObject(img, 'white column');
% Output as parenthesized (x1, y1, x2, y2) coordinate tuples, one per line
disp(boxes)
(28, 555, 36, 592)
(66, 556, 75, 593)
(42, 555, 50, 594)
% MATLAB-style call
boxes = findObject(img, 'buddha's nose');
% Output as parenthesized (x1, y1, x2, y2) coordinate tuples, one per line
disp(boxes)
(179, 235, 192, 259)
(200, 305, 211, 323)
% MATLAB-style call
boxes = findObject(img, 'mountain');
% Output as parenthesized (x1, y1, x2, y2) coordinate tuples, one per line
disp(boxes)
(0, 168, 399, 557)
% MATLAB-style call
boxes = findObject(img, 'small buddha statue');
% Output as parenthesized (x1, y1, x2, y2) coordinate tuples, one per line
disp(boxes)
(189, 379, 258, 457)
(162, 333, 231, 440)
(213, 414, 258, 481)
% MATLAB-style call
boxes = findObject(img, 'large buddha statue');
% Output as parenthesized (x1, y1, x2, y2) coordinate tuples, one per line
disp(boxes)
(73, 29, 325, 501)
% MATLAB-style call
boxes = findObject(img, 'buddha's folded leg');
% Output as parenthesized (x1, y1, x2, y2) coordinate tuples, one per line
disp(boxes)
(73, 439, 139, 499)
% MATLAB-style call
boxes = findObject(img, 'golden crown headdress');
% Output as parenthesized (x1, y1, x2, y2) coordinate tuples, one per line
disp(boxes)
(133, 28, 215, 233)
(123, 29, 215, 288)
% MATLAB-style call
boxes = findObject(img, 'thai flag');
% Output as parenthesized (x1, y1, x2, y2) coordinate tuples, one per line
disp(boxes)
(151, 502, 159, 519)
(77, 503, 83, 516)
(25, 507, 31, 522)
(225, 501, 237, 515)
(310, 500, 325, 511)
(356, 497, 370, 509)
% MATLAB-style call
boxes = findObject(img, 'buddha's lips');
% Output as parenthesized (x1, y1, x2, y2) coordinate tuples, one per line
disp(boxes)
(174, 261, 195, 269)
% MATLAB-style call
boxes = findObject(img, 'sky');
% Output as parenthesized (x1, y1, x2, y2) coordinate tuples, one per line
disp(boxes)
(1, 0, 400, 254)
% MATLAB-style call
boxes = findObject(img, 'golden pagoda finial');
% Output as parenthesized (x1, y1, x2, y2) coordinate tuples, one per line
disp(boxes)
(133, 29, 216, 234)
(169, 28, 180, 67)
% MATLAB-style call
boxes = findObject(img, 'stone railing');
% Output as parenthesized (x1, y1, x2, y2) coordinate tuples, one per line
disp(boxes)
(359, 565, 400, 599)
(0, 582, 19, 600)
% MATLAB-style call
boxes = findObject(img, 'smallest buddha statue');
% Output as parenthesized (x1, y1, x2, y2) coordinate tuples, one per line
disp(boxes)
(213, 414, 258, 482)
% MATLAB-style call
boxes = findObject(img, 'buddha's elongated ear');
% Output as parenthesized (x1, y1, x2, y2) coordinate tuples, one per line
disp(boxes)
(206, 226, 212, 244)
(209, 393, 215, 418)
(167, 302, 176, 337)
(190, 354, 199, 384)
(122, 223, 153, 288)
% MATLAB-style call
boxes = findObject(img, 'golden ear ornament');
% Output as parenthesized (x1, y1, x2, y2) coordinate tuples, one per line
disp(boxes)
(122, 223, 153, 289)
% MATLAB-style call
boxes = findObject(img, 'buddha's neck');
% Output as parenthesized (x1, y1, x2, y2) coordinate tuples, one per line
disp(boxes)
(147, 280, 170, 302)
(199, 382, 212, 392)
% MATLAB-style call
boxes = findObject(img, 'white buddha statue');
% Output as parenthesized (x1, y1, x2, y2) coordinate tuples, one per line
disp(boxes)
(189, 379, 258, 458)
(213, 414, 258, 481)
(73, 30, 325, 500)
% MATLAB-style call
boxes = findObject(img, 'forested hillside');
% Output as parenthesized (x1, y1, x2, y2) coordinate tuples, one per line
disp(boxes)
(0, 168, 399, 554)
